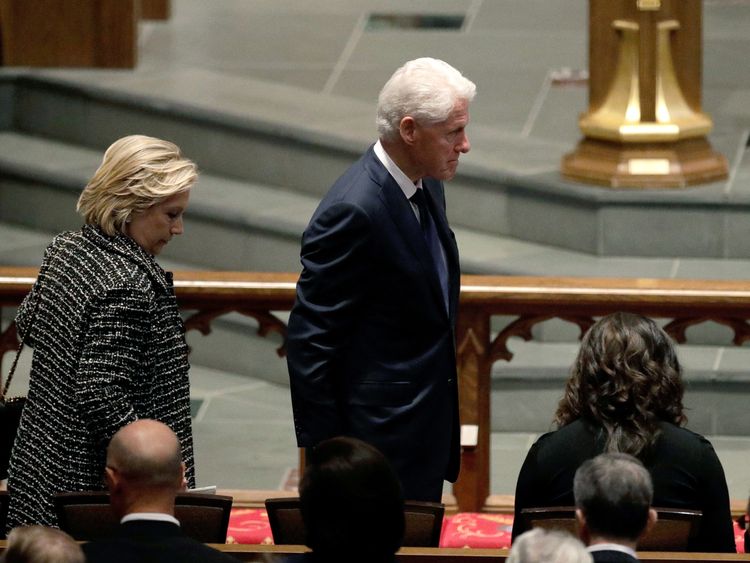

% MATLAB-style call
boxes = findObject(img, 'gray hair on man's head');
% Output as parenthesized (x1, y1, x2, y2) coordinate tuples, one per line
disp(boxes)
(573, 452, 653, 541)
(4, 526, 85, 563)
(376, 57, 476, 142)
(507, 528, 593, 563)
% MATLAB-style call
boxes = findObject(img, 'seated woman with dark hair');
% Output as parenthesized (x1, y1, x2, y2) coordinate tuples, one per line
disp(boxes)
(511, 312, 735, 553)
(299, 436, 405, 563)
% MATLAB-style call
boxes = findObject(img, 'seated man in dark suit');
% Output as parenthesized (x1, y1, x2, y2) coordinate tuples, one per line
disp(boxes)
(574, 453, 657, 563)
(83, 419, 238, 563)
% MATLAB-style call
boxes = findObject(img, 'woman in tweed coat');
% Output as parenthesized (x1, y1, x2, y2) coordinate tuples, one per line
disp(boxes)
(6, 135, 198, 529)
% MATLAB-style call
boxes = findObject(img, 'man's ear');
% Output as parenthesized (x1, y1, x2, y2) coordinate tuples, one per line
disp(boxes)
(575, 508, 590, 544)
(178, 462, 187, 491)
(642, 508, 658, 538)
(105, 465, 119, 492)
(399, 116, 417, 145)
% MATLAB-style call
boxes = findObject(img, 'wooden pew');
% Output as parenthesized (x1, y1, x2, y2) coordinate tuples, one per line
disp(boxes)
(213, 545, 505, 563)
(211, 545, 750, 563)
(0, 541, 747, 562)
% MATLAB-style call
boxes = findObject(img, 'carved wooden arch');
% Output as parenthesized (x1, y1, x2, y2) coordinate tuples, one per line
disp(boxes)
(663, 316, 750, 346)
(489, 314, 596, 363)
(183, 308, 288, 357)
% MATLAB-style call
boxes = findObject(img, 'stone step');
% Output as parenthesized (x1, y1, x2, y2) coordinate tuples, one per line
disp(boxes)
(0, 131, 647, 275)
(4, 131, 750, 280)
(2, 72, 750, 259)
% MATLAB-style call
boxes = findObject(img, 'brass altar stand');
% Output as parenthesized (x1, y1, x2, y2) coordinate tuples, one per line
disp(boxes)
(562, 0, 728, 188)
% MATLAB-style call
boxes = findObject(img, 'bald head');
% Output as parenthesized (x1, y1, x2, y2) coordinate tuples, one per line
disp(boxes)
(107, 419, 183, 489)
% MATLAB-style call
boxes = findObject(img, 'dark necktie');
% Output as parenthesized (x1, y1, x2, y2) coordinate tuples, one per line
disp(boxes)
(410, 188, 449, 312)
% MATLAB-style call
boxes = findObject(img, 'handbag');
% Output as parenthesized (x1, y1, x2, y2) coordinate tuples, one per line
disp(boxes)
(0, 341, 27, 480)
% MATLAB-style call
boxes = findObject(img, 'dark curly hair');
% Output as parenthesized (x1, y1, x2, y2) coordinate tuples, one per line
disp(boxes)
(300, 437, 405, 563)
(554, 312, 687, 457)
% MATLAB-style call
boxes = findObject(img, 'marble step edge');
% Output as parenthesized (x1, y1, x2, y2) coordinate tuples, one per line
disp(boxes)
(5, 131, 750, 280)
(0, 130, 612, 276)
(3, 72, 749, 208)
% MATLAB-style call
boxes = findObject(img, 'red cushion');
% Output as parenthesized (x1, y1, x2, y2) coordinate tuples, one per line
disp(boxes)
(734, 520, 746, 554)
(226, 508, 273, 545)
(226, 508, 745, 553)
(439, 512, 513, 549)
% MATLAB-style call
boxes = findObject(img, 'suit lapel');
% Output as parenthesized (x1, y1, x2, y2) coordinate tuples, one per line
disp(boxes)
(365, 150, 449, 317)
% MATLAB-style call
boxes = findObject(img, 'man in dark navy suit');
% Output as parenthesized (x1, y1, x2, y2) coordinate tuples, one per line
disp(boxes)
(83, 420, 238, 563)
(286, 57, 476, 502)
(575, 453, 657, 563)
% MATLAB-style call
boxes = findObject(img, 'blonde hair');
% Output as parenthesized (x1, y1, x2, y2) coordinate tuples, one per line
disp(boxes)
(77, 135, 198, 236)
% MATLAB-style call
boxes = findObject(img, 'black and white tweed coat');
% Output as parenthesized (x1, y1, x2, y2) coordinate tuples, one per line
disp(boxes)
(6, 225, 195, 529)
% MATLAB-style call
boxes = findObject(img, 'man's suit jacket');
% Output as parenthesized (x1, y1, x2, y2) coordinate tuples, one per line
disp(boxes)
(590, 549, 640, 563)
(286, 145, 461, 501)
(82, 520, 239, 563)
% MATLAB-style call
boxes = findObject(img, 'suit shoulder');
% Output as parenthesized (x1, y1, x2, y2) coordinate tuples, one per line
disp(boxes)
(327, 157, 383, 202)
(313, 163, 387, 226)
(83, 537, 240, 563)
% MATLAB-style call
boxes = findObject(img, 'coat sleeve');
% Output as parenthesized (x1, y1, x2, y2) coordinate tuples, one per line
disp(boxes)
(74, 286, 152, 445)
(286, 200, 373, 447)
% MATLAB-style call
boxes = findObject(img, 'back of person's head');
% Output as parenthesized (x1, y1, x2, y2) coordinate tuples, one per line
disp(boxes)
(376, 57, 476, 142)
(299, 436, 405, 563)
(2, 526, 84, 563)
(574, 453, 654, 543)
(77, 134, 197, 236)
(508, 528, 592, 563)
(554, 312, 686, 456)
(105, 419, 184, 516)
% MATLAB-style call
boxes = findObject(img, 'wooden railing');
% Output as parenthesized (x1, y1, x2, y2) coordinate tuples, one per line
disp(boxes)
(3, 267, 750, 513)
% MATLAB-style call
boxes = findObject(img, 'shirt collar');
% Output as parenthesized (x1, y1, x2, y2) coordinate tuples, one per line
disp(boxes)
(374, 140, 422, 199)
(588, 543, 638, 558)
(121, 512, 180, 526)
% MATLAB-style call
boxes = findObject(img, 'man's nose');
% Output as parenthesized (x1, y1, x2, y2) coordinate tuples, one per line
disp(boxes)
(458, 133, 470, 153)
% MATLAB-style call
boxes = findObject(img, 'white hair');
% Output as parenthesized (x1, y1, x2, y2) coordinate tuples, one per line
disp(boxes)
(508, 529, 593, 563)
(376, 57, 476, 141)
